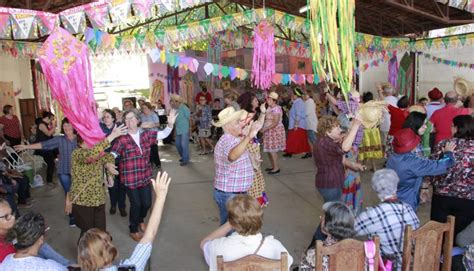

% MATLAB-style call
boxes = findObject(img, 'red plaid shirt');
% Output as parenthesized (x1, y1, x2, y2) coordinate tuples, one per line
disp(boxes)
(111, 127, 172, 189)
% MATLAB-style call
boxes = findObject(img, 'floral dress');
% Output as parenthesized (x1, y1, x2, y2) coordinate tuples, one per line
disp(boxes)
(298, 236, 338, 271)
(263, 105, 286, 152)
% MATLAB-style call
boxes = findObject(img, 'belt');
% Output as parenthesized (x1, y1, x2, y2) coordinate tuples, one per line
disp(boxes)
(214, 188, 246, 194)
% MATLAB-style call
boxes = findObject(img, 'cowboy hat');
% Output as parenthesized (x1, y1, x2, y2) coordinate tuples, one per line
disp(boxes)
(357, 100, 386, 129)
(409, 105, 426, 114)
(212, 107, 247, 127)
(454, 77, 473, 96)
(393, 128, 420, 154)
(268, 92, 279, 100)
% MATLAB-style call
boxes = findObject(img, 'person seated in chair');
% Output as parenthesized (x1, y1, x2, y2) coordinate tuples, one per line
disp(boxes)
(201, 195, 293, 271)
(298, 201, 356, 270)
(355, 169, 420, 271)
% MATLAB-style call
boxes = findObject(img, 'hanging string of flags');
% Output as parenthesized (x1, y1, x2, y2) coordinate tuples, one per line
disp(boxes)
(148, 48, 320, 85)
(0, 0, 211, 39)
(418, 52, 474, 70)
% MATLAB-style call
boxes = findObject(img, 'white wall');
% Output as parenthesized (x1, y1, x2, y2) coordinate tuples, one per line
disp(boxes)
(417, 46, 474, 98)
(0, 55, 35, 114)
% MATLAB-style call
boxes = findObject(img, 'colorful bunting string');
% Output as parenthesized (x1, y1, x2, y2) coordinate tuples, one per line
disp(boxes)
(418, 52, 474, 70)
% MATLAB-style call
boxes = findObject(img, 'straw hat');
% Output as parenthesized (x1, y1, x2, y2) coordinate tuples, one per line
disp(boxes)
(409, 105, 426, 114)
(268, 92, 279, 100)
(212, 107, 247, 127)
(357, 100, 386, 129)
(170, 94, 185, 103)
(454, 77, 473, 96)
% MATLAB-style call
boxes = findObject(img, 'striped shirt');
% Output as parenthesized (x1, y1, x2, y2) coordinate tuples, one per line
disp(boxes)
(102, 242, 152, 271)
(214, 133, 254, 192)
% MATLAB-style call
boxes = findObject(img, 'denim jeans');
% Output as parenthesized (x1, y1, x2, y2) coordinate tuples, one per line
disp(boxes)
(317, 188, 342, 203)
(175, 133, 190, 163)
(57, 174, 71, 194)
(126, 184, 152, 233)
(108, 175, 126, 210)
(39, 242, 72, 266)
(213, 189, 244, 225)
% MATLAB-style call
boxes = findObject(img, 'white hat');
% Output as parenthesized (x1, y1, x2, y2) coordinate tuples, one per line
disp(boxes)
(212, 107, 247, 127)
(268, 92, 279, 100)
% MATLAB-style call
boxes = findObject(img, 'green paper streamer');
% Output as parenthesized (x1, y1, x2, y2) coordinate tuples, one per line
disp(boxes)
(114, 36, 123, 49)
(133, 32, 146, 48)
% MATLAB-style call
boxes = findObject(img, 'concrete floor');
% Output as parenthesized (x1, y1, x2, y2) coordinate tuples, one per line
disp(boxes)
(28, 143, 431, 270)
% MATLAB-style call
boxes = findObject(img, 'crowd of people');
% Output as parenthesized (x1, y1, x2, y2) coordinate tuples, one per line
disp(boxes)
(0, 80, 472, 270)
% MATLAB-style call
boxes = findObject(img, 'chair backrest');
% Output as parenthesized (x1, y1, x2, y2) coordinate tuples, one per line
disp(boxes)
(315, 236, 380, 271)
(402, 215, 455, 271)
(216, 252, 288, 271)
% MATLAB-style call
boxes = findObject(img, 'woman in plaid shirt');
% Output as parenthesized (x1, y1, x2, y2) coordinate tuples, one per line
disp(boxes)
(110, 109, 177, 242)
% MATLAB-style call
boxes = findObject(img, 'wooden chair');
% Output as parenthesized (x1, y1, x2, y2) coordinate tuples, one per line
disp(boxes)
(402, 215, 455, 271)
(315, 236, 380, 271)
(216, 252, 288, 271)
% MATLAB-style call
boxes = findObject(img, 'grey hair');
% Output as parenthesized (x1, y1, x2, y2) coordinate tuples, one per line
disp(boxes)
(322, 202, 355, 241)
(122, 109, 141, 124)
(371, 169, 400, 201)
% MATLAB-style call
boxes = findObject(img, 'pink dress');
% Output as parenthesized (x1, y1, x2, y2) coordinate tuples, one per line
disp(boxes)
(263, 105, 286, 152)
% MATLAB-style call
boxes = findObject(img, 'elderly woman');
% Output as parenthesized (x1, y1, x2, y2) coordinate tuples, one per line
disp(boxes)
(427, 115, 474, 238)
(262, 92, 286, 174)
(170, 94, 191, 166)
(355, 169, 420, 271)
(299, 201, 356, 270)
(313, 116, 364, 202)
(110, 109, 176, 241)
(140, 102, 162, 169)
(65, 126, 126, 239)
(196, 95, 214, 155)
(0, 211, 67, 270)
(100, 109, 127, 217)
(200, 195, 293, 270)
(284, 87, 309, 157)
(0, 105, 22, 146)
(386, 126, 456, 210)
(77, 171, 171, 271)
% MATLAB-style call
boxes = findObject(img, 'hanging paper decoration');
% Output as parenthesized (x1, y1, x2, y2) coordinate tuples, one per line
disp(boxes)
(309, 0, 355, 101)
(59, 10, 86, 34)
(109, 0, 131, 25)
(251, 21, 275, 90)
(387, 54, 399, 89)
(36, 12, 58, 36)
(0, 11, 11, 39)
(37, 28, 105, 147)
(84, 2, 111, 29)
(11, 13, 38, 39)
(132, 0, 154, 18)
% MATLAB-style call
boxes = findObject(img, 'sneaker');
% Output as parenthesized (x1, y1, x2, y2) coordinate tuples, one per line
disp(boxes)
(69, 220, 76, 227)
(179, 161, 189, 166)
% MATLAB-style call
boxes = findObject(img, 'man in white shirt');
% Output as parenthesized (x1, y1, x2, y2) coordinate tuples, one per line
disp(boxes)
(302, 90, 318, 159)
(377, 83, 398, 148)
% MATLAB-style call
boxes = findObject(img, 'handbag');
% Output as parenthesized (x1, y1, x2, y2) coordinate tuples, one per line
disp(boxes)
(364, 240, 393, 271)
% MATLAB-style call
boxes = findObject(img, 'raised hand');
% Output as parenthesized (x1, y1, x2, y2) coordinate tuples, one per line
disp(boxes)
(151, 171, 171, 198)
(167, 110, 178, 127)
(108, 124, 127, 141)
(259, 103, 267, 114)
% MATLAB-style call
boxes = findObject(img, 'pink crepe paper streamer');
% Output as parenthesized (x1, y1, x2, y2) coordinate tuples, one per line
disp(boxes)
(251, 21, 275, 90)
(388, 54, 399, 89)
(37, 28, 105, 147)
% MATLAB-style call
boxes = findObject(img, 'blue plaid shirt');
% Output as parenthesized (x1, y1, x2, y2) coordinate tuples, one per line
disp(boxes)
(40, 135, 77, 175)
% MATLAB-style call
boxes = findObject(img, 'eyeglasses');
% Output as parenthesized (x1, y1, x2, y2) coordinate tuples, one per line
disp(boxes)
(0, 210, 14, 221)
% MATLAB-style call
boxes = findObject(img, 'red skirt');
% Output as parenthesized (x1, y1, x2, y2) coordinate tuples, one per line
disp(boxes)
(285, 128, 310, 154)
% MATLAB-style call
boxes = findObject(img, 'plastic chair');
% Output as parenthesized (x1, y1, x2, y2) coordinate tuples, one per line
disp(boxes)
(3, 146, 32, 172)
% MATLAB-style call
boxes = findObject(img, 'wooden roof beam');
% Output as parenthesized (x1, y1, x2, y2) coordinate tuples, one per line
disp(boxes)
(385, 0, 474, 25)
